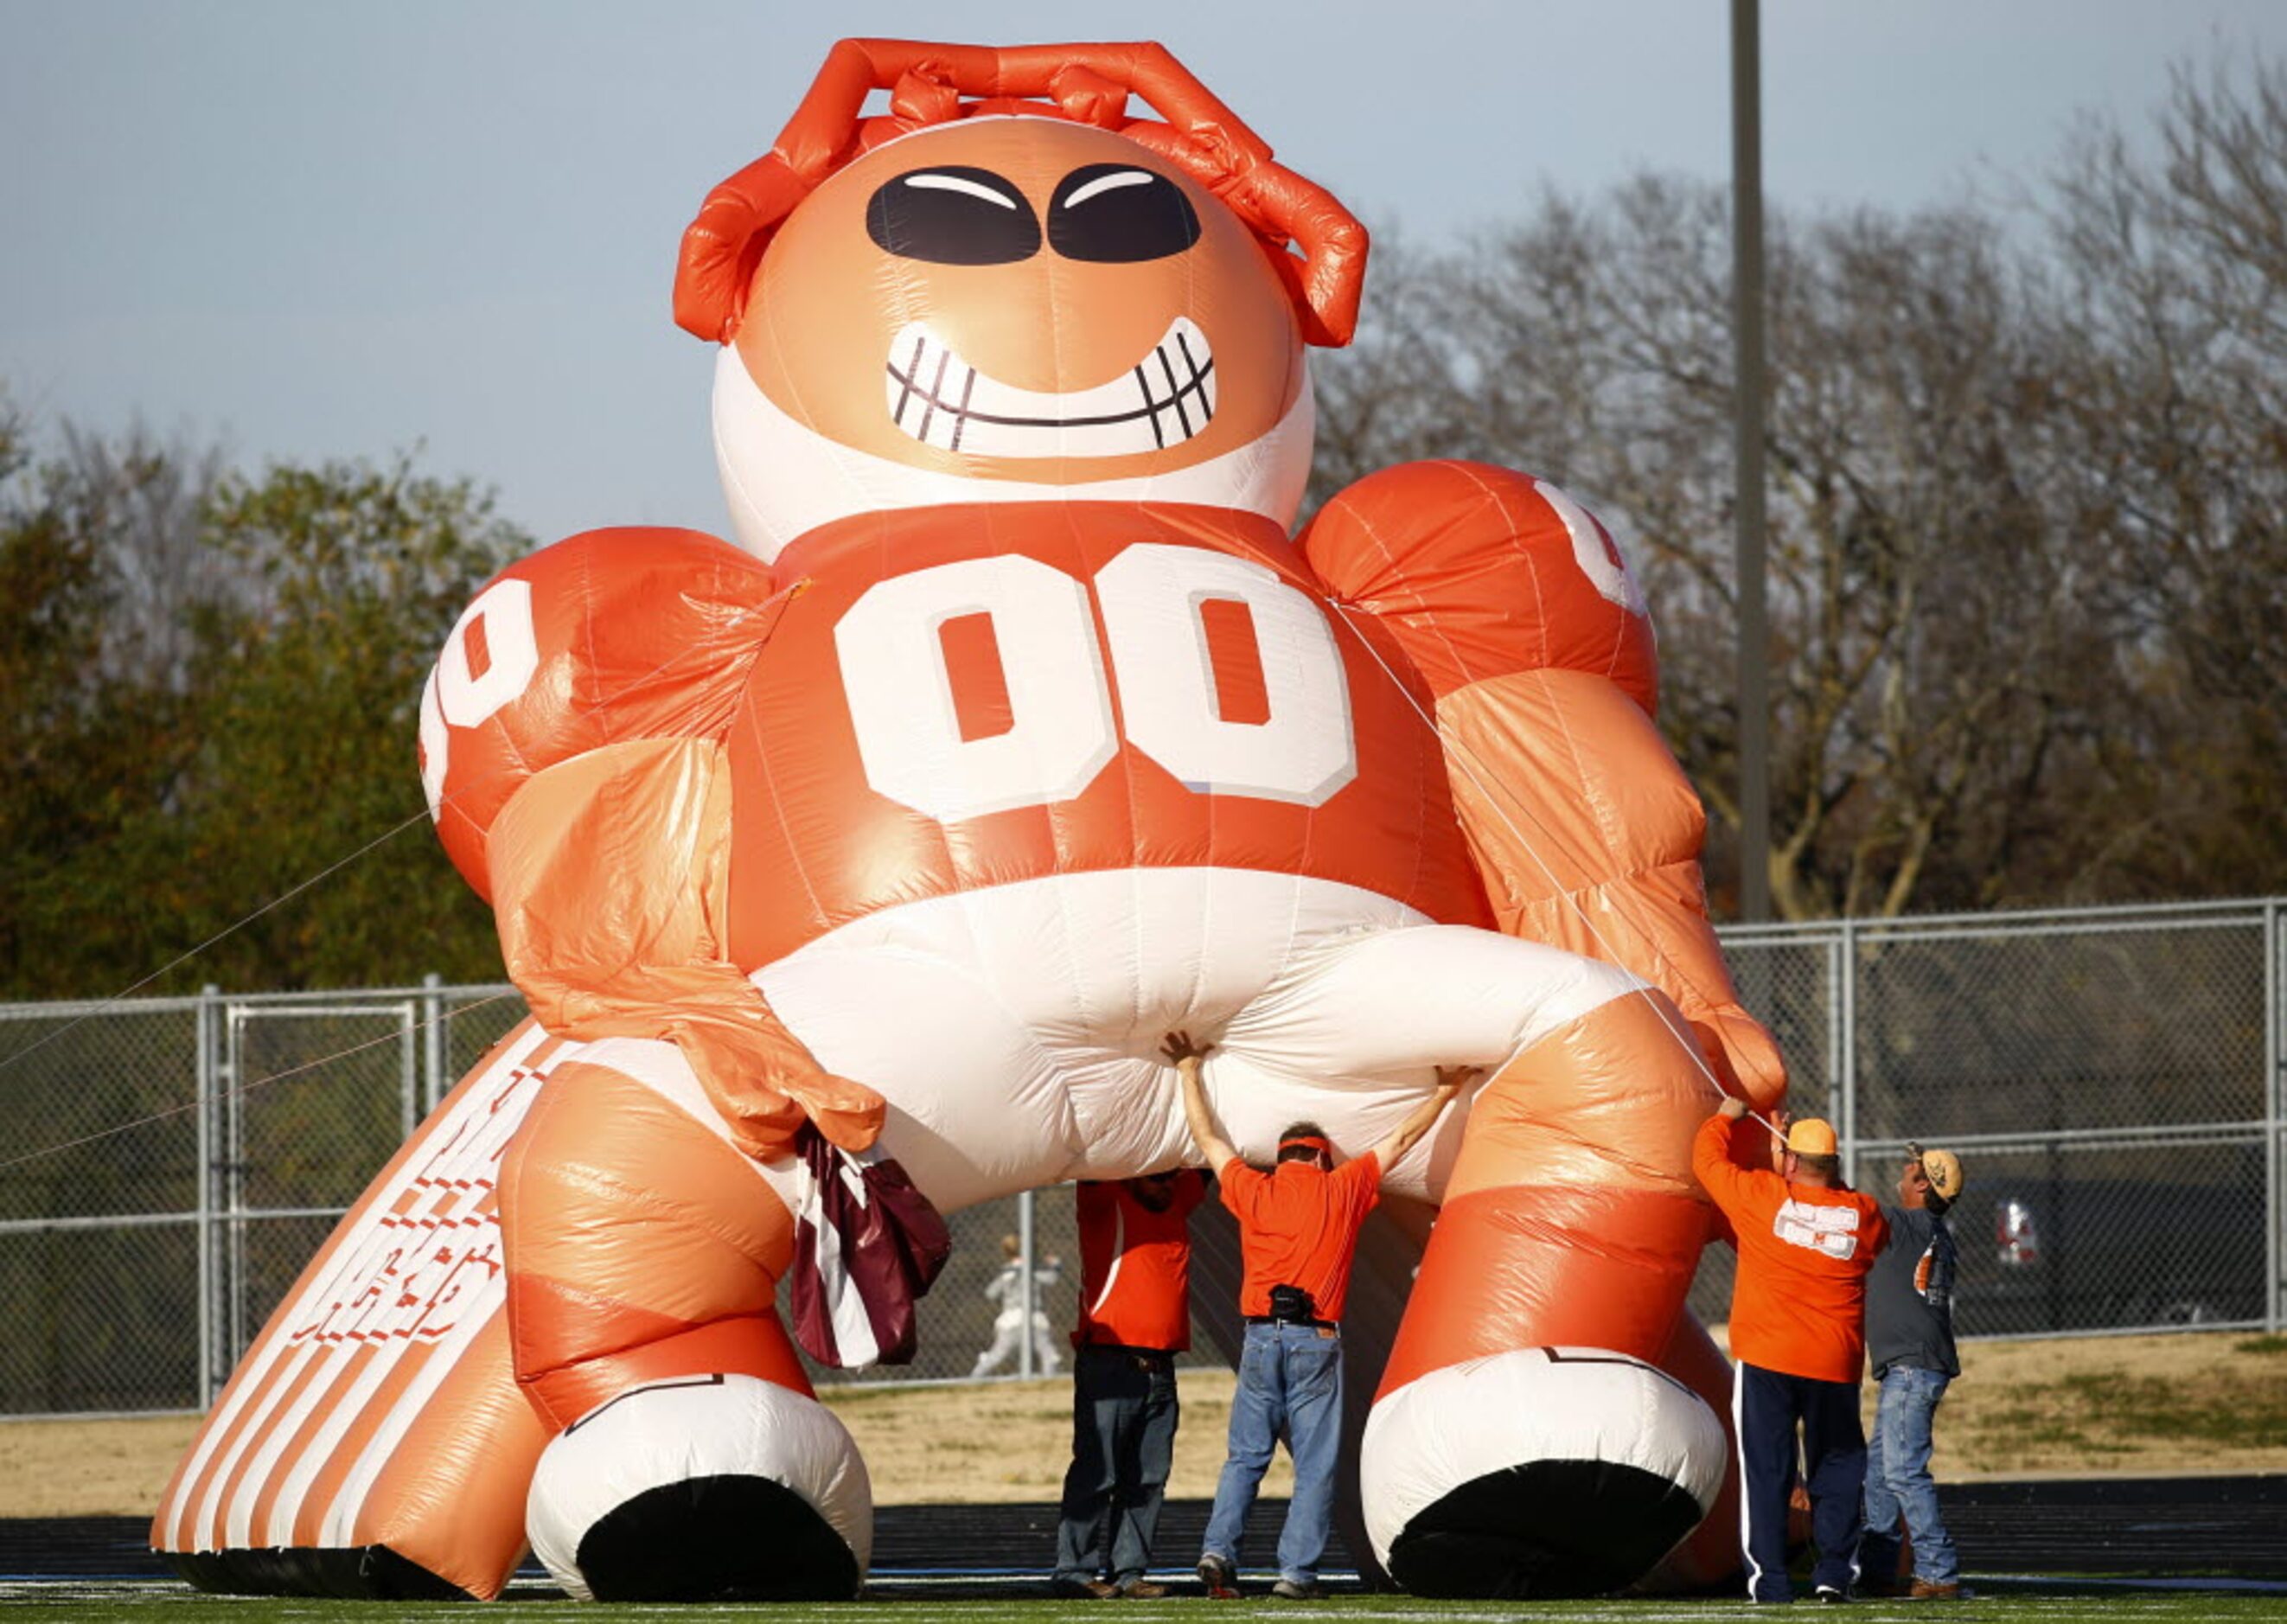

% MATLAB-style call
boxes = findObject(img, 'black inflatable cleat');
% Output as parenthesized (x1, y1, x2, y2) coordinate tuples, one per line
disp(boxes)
(1386, 1458, 1703, 1599)
(575, 1474, 860, 1602)
(165, 1544, 469, 1601)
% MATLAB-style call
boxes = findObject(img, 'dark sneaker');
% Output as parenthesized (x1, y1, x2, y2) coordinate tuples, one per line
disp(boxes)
(1271, 1578, 1322, 1600)
(1051, 1576, 1120, 1599)
(1815, 1583, 1849, 1604)
(1120, 1579, 1170, 1599)
(1197, 1555, 1240, 1599)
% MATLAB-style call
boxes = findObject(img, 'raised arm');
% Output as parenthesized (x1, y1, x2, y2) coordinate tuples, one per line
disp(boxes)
(1370, 1065, 1475, 1172)
(1163, 1030, 1238, 1172)
(428, 528, 885, 1160)
(1300, 464, 1787, 1114)
(1690, 1096, 1759, 1218)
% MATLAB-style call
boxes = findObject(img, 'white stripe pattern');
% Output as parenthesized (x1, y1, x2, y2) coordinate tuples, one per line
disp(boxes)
(160, 1023, 553, 1552)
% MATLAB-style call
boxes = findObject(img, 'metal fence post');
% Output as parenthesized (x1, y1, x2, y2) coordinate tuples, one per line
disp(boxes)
(423, 972, 447, 1115)
(1018, 1187, 1037, 1379)
(1838, 917, 1859, 1188)
(399, 1004, 418, 1144)
(197, 983, 219, 1408)
(2268, 900, 2282, 1334)
(1824, 931, 1845, 1141)
(224, 1004, 247, 1371)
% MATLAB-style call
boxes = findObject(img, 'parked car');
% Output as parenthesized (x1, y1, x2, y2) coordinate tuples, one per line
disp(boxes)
(1960, 1149, 2266, 1336)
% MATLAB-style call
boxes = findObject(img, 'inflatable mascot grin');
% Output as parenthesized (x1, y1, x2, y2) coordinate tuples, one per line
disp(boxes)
(881, 311, 1217, 457)
(156, 39, 1788, 1608)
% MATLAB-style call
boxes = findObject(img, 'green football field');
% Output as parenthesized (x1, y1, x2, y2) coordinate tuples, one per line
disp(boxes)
(7, 1585, 2287, 1621)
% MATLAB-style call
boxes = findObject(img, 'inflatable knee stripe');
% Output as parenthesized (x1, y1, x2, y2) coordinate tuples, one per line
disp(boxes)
(498, 1041, 802, 1427)
(1383, 990, 1712, 1397)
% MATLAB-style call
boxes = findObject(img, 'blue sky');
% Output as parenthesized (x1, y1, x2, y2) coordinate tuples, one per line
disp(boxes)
(5, 0, 2283, 547)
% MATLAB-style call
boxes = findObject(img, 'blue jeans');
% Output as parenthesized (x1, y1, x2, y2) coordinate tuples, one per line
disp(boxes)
(1861, 1364, 1958, 1587)
(1200, 1320, 1343, 1585)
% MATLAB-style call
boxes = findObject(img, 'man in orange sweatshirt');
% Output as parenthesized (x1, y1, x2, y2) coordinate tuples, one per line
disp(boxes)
(1695, 1097, 1888, 1605)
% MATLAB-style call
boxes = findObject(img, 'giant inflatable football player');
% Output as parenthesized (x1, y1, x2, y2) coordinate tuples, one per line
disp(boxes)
(155, 40, 1787, 1602)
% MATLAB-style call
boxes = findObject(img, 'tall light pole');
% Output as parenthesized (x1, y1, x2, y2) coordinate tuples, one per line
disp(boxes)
(1732, 0, 1772, 923)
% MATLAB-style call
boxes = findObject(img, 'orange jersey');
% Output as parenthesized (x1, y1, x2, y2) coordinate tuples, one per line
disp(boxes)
(1691, 1116, 1888, 1383)
(1071, 1173, 1208, 1352)
(723, 502, 1493, 965)
(1218, 1152, 1381, 1322)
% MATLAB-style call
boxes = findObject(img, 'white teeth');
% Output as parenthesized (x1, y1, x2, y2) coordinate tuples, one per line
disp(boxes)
(885, 317, 1217, 458)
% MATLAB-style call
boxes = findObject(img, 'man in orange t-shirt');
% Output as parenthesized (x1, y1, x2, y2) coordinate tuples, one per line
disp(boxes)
(1695, 1097, 1889, 1605)
(1052, 1168, 1209, 1600)
(1169, 1030, 1468, 1601)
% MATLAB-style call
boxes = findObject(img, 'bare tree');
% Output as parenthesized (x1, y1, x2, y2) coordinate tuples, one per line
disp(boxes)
(1306, 155, 2268, 918)
(2039, 53, 2287, 896)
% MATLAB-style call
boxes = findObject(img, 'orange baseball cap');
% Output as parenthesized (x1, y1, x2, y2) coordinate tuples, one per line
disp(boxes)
(1785, 1117, 1839, 1157)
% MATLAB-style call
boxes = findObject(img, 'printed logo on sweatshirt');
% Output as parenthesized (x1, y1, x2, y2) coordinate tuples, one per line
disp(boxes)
(1772, 1199, 1864, 1260)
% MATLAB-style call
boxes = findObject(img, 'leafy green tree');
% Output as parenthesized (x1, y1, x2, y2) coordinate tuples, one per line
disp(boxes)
(146, 457, 525, 992)
(0, 407, 212, 994)
(0, 406, 525, 1001)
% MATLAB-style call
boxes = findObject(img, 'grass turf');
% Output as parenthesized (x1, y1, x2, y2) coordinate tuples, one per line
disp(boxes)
(5, 1585, 2287, 1621)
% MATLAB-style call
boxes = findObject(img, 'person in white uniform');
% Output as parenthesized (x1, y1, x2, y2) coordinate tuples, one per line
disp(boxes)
(972, 1233, 1065, 1378)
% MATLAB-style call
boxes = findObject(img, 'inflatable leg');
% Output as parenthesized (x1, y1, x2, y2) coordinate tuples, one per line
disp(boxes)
(501, 1037, 870, 1602)
(1634, 1311, 1748, 1594)
(153, 1020, 561, 1599)
(1359, 990, 1727, 1597)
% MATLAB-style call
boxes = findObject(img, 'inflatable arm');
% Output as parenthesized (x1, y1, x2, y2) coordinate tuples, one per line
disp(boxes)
(419, 527, 885, 1159)
(1301, 461, 1784, 1106)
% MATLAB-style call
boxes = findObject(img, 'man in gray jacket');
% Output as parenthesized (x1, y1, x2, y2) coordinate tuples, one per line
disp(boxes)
(1859, 1145, 1967, 1600)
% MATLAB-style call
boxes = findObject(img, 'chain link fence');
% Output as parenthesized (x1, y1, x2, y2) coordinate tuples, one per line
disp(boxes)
(3, 898, 2282, 1416)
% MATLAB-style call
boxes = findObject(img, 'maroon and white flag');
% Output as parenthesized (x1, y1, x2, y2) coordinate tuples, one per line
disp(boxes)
(784, 1121, 951, 1367)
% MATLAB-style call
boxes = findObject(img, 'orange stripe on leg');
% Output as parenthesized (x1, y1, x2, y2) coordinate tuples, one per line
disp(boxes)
(1379, 1183, 1706, 1398)
(500, 1058, 802, 1431)
(514, 1289, 818, 1427)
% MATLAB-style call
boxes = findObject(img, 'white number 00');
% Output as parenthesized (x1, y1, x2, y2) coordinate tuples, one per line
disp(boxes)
(835, 544, 1358, 821)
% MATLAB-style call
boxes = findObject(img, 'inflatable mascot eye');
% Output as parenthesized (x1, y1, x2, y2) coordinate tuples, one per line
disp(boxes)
(866, 168, 1043, 265)
(1047, 165, 1202, 263)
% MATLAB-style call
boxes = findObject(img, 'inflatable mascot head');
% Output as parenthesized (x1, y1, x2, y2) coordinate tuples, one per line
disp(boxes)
(671, 40, 1368, 559)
